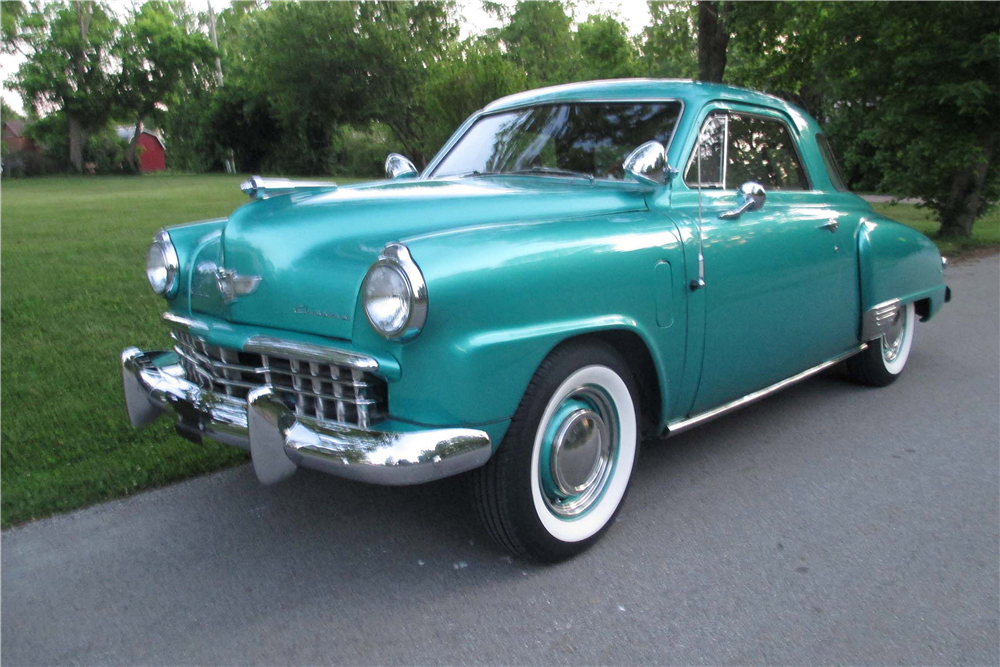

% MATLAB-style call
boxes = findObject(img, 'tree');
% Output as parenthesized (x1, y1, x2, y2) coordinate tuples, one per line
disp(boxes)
(723, 3, 829, 118)
(575, 13, 640, 82)
(720, 2, 998, 237)
(641, 2, 697, 79)
(115, 1, 216, 172)
(1, 98, 24, 121)
(417, 38, 527, 158)
(488, 1, 576, 87)
(696, 0, 733, 82)
(4, 1, 118, 172)
(820, 2, 999, 237)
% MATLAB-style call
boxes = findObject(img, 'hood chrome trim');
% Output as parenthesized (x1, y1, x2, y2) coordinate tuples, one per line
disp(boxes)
(240, 175, 338, 200)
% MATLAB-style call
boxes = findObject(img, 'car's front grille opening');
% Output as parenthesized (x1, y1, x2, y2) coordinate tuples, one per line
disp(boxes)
(171, 331, 387, 428)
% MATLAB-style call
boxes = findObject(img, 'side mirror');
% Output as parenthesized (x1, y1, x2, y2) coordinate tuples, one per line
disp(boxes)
(623, 141, 669, 187)
(385, 153, 418, 180)
(719, 181, 766, 220)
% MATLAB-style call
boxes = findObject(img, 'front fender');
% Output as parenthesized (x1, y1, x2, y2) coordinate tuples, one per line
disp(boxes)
(162, 218, 228, 306)
(858, 215, 947, 324)
(353, 212, 686, 439)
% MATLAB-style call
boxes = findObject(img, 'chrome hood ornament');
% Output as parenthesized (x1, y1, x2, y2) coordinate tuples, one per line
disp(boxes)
(240, 175, 338, 200)
(215, 268, 261, 303)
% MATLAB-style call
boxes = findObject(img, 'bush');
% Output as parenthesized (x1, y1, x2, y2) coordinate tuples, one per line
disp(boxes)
(330, 123, 399, 178)
(85, 128, 131, 174)
(1, 149, 59, 177)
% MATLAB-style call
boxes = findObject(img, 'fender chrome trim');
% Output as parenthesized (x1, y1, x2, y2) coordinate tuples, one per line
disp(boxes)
(666, 345, 868, 436)
(861, 298, 903, 342)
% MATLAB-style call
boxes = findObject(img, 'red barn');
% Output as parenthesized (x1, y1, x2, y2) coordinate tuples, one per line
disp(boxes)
(116, 127, 166, 172)
(2, 120, 39, 153)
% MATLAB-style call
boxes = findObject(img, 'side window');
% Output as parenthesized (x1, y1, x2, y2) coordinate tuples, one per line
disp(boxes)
(684, 113, 726, 188)
(684, 111, 809, 191)
(726, 114, 808, 190)
(816, 133, 849, 191)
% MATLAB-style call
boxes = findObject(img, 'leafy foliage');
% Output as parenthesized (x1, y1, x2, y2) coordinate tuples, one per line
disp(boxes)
(114, 0, 215, 171)
(641, 2, 697, 78)
(3, 0, 997, 234)
(722, 1, 1000, 236)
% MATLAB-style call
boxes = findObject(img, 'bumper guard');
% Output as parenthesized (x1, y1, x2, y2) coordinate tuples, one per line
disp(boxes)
(122, 347, 492, 485)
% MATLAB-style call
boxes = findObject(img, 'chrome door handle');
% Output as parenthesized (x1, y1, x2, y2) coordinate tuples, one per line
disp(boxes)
(818, 220, 839, 233)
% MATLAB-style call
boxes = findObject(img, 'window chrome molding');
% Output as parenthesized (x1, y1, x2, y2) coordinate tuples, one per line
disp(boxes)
(680, 106, 813, 193)
(423, 98, 686, 181)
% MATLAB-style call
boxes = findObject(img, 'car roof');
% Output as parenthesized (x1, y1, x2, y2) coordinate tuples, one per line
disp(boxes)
(483, 79, 817, 132)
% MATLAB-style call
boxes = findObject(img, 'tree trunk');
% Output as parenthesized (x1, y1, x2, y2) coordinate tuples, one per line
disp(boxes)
(66, 2, 92, 174)
(126, 116, 144, 173)
(939, 141, 994, 238)
(697, 1, 733, 83)
(67, 114, 84, 173)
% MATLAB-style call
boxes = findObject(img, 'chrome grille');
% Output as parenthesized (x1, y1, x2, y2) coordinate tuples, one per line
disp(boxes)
(171, 331, 386, 428)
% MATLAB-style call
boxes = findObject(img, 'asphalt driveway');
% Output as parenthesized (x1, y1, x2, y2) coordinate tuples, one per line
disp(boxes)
(3, 255, 998, 666)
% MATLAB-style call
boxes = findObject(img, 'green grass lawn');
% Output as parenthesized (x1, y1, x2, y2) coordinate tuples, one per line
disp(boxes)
(870, 201, 1000, 257)
(0, 173, 362, 527)
(1, 175, 996, 528)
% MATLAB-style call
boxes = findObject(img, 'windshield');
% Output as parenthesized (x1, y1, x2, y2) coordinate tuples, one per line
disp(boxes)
(431, 102, 683, 181)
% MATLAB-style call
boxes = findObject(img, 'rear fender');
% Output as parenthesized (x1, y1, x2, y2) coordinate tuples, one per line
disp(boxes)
(857, 216, 947, 339)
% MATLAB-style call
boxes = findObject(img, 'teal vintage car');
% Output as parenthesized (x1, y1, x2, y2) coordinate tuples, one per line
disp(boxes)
(123, 80, 950, 561)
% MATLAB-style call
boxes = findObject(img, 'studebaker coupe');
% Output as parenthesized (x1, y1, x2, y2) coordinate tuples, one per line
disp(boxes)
(123, 80, 950, 561)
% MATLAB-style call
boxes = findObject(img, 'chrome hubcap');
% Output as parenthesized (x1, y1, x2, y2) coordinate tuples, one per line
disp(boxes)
(882, 306, 907, 362)
(539, 386, 618, 518)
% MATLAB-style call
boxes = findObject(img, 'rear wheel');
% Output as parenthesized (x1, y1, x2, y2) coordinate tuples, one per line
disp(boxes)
(847, 301, 916, 386)
(472, 341, 640, 562)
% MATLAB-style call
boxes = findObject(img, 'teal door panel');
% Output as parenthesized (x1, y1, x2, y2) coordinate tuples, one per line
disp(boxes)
(666, 99, 864, 416)
(683, 190, 859, 412)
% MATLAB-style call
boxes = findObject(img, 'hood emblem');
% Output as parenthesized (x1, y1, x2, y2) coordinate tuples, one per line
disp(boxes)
(215, 268, 261, 304)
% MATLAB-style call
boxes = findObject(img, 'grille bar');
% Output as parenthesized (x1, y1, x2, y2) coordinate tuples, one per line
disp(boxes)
(171, 331, 386, 427)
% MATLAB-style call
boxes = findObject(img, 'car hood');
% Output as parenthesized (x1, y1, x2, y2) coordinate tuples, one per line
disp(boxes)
(191, 177, 648, 341)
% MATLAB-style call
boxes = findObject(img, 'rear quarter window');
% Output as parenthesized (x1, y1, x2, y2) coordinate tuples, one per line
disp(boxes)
(816, 134, 849, 192)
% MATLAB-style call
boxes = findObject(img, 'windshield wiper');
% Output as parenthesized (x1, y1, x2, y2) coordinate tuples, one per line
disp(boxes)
(505, 166, 596, 183)
(449, 170, 501, 179)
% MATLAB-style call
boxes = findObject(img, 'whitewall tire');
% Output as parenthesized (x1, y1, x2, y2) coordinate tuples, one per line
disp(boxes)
(472, 340, 640, 562)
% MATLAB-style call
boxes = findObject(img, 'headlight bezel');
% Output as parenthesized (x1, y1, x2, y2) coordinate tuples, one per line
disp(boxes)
(147, 229, 179, 298)
(362, 243, 427, 341)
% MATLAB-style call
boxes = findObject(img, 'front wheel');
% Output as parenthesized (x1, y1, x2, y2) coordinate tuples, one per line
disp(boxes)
(846, 301, 916, 386)
(472, 341, 640, 562)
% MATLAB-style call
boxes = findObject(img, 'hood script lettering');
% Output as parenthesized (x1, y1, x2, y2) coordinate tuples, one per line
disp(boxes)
(294, 305, 349, 321)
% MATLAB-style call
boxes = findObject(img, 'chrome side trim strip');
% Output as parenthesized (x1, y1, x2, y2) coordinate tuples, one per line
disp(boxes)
(666, 345, 868, 436)
(243, 336, 379, 372)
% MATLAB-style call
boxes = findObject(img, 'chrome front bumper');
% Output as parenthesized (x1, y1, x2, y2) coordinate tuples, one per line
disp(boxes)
(121, 347, 492, 485)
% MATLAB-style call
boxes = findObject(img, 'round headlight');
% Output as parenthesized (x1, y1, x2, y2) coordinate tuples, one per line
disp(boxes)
(146, 230, 179, 297)
(362, 244, 427, 340)
(363, 263, 412, 336)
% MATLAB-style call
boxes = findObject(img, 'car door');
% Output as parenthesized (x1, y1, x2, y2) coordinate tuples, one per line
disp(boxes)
(679, 105, 861, 414)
